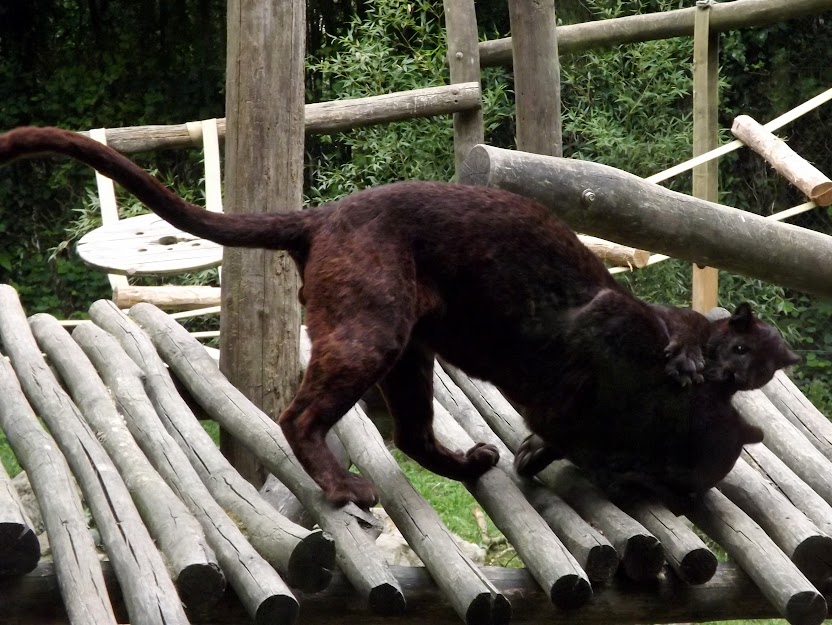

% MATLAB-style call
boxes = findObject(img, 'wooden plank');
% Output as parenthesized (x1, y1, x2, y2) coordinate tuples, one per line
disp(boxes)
(442, 1, 484, 174)
(690, 489, 826, 625)
(507, 0, 562, 156)
(479, 0, 832, 67)
(113, 285, 221, 310)
(733, 114, 832, 205)
(2, 560, 812, 625)
(30, 314, 226, 612)
(0, 286, 189, 625)
(0, 357, 117, 625)
(78, 83, 482, 154)
(460, 144, 832, 298)
(577, 235, 650, 268)
(220, 0, 304, 486)
(122, 302, 404, 615)
(432, 363, 619, 585)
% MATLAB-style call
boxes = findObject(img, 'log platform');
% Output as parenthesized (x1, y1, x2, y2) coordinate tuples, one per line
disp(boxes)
(0, 285, 831, 625)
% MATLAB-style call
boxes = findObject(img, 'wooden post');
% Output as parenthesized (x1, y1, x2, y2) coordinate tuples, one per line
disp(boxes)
(443, 0, 484, 176)
(508, 0, 562, 156)
(221, 0, 305, 485)
(691, 0, 719, 313)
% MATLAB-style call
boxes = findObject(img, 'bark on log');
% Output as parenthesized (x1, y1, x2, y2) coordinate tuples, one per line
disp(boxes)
(120, 302, 403, 615)
(441, 365, 665, 582)
(431, 399, 592, 609)
(732, 114, 832, 206)
(432, 363, 619, 584)
(478, 0, 832, 67)
(29, 314, 225, 612)
(0, 357, 117, 625)
(5, 560, 812, 625)
(690, 489, 827, 625)
(78, 83, 481, 154)
(577, 235, 651, 268)
(0, 460, 39, 576)
(718, 457, 832, 583)
(460, 144, 832, 298)
(733, 389, 832, 507)
(0, 286, 189, 625)
(113, 285, 221, 310)
(77, 306, 306, 621)
(762, 371, 832, 461)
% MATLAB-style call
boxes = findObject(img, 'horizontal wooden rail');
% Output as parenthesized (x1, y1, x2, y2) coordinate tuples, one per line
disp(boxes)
(479, 0, 832, 67)
(79, 82, 481, 153)
(461, 144, 832, 298)
(3, 561, 817, 625)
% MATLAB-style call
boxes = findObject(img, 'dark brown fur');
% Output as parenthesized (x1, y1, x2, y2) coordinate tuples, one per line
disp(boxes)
(0, 127, 798, 508)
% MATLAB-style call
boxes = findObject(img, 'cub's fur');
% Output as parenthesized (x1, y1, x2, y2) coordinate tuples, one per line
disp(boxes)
(0, 127, 799, 508)
(515, 303, 800, 505)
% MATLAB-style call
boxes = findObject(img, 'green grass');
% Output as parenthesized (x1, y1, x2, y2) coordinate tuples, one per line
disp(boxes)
(1, 432, 21, 477)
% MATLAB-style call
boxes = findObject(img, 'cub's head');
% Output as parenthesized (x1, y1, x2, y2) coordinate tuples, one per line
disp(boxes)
(705, 303, 801, 391)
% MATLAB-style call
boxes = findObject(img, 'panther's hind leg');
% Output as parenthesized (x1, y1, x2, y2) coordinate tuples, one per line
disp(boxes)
(379, 342, 499, 480)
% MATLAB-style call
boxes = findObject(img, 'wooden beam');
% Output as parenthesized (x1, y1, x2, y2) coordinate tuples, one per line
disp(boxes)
(479, 0, 832, 67)
(220, 0, 304, 486)
(460, 145, 832, 298)
(78, 83, 482, 154)
(2, 561, 819, 625)
(507, 0, 562, 156)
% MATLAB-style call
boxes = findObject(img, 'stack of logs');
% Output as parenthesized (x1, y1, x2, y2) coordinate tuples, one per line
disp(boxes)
(0, 284, 831, 625)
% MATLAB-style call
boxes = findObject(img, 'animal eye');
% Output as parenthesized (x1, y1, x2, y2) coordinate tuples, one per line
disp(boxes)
(733, 344, 749, 355)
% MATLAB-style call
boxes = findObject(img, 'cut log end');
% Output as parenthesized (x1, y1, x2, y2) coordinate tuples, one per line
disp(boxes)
(254, 594, 300, 625)
(0, 522, 40, 575)
(791, 534, 832, 584)
(812, 181, 832, 207)
(176, 561, 226, 614)
(784, 590, 827, 625)
(620, 534, 664, 581)
(584, 543, 620, 584)
(286, 529, 336, 593)
(550, 573, 593, 610)
(466, 592, 511, 625)
(679, 547, 719, 585)
(367, 582, 407, 616)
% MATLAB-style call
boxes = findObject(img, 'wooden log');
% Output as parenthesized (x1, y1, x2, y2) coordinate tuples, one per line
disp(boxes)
(3, 560, 813, 625)
(432, 364, 619, 584)
(0, 460, 39, 576)
(29, 314, 226, 611)
(431, 399, 592, 609)
(0, 358, 117, 625)
(478, 0, 832, 67)
(507, 0, 562, 156)
(221, 0, 305, 487)
(732, 389, 832, 508)
(80, 306, 334, 594)
(0, 286, 189, 625)
(576, 235, 650, 268)
(689, 489, 827, 625)
(77, 83, 482, 154)
(441, 365, 665, 582)
(441, 1, 484, 174)
(742, 443, 832, 542)
(762, 370, 832, 461)
(460, 144, 832, 298)
(718, 457, 832, 583)
(329, 402, 512, 625)
(113, 285, 221, 310)
(732, 114, 832, 206)
(120, 302, 404, 616)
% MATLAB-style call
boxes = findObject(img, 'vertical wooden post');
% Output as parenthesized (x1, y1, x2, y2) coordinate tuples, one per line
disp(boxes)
(507, 0, 562, 157)
(221, 0, 305, 486)
(691, 0, 720, 313)
(444, 0, 485, 177)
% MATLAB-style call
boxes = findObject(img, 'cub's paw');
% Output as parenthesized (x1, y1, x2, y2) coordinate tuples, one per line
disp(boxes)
(464, 442, 500, 476)
(514, 434, 563, 477)
(664, 340, 705, 386)
(324, 472, 379, 510)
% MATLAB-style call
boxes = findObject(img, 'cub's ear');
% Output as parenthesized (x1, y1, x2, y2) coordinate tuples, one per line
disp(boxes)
(729, 302, 754, 332)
